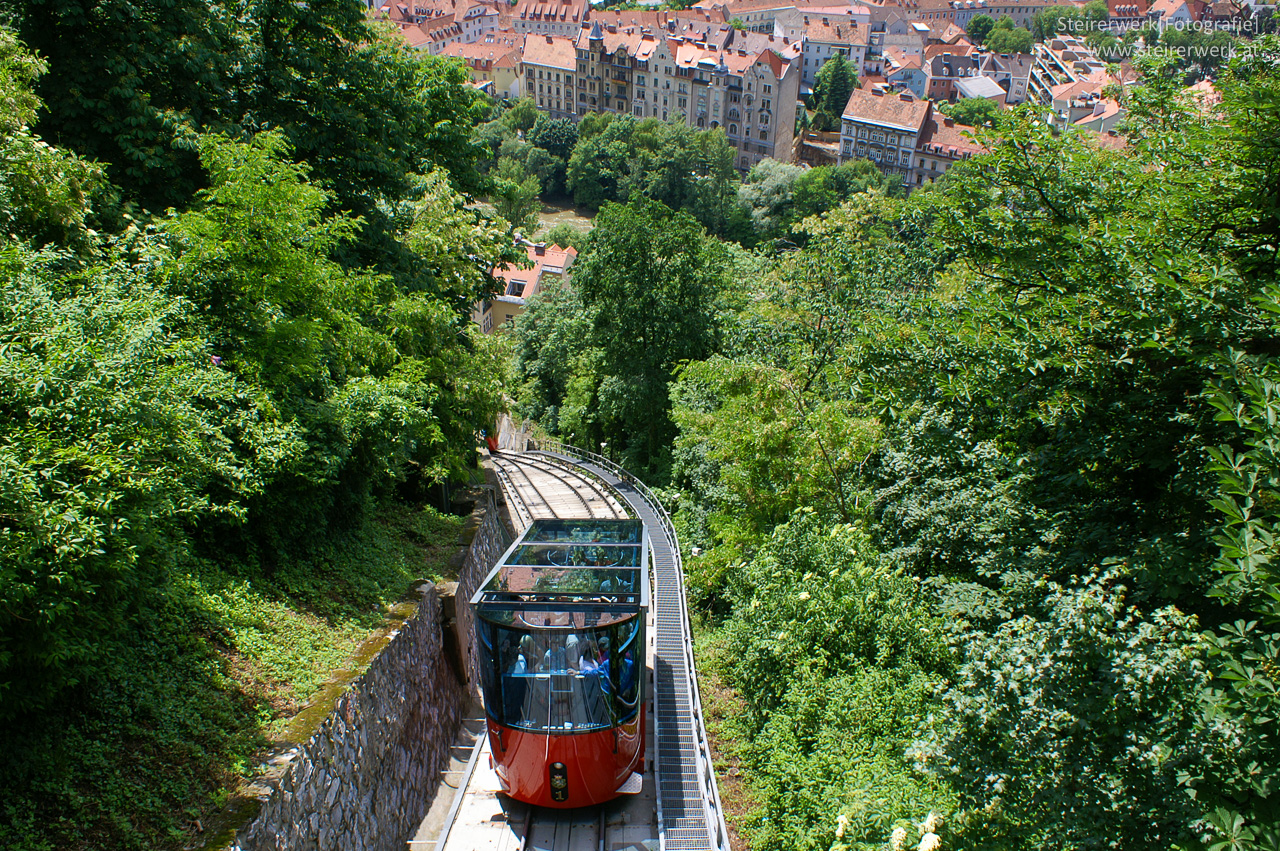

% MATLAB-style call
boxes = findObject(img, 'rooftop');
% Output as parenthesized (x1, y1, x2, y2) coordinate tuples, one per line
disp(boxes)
(842, 86, 932, 131)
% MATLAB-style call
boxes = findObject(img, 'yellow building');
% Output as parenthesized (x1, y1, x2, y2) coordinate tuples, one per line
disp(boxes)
(473, 242, 579, 334)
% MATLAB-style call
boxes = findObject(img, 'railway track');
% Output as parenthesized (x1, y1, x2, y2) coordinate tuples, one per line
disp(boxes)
(490, 453, 629, 522)
(427, 446, 725, 851)
(513, 803, 607, 851)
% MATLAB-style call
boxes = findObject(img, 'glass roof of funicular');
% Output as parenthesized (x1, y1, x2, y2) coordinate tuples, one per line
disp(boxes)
(470, 518, 648, 617)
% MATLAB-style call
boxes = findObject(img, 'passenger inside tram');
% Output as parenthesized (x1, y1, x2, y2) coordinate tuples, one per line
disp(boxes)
(482, 621, 640, 732)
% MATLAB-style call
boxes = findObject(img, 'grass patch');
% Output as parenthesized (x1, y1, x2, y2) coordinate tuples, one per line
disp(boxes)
(694, 619, 757, 851)
(0, 501, 466, 851)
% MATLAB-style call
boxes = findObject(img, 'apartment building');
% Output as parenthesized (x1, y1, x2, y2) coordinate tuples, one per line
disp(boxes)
(439, 36, 523, 98)
(800, 17, 871, 87)
(987, 51, 1033, 103)
(839, 87, 932, 183)
(513, 0, 590, 36)
(523, 34, 578, 119)
(774, 3, 873, 40)
(911, 113, 984, 185)
(473, 242, 578, 334)
(947, 0, 1054, 28)
(883, 48, 928, 98)
(455, 2, 501, 41)
(1028, 35, 1106, 104)
(556, 20, 800, 170)
(924, 44, 979, 101)
(926, 47, 1033, 103)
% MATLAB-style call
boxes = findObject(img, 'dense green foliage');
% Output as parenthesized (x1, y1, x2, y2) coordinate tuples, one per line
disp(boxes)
(474, 99, 905, 249)
(0, 18, 507, 849)
(737, 158, 900, 245)
(937, 98, 1000, 128)
(509, 198, 731, 479)
(14, 1, 1280, 847)
(545, 47, 1280, 851)
(965, 14, 996, 43)
(983, 18, 1034, 54)
(811, 54, 858, 132)
(565, 112, 745, 236)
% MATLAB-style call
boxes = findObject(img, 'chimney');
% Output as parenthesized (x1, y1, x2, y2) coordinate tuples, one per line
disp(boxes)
(534, 243, 547, 256)
(546, 33, 553, 41)
(943, 116, 954, 126)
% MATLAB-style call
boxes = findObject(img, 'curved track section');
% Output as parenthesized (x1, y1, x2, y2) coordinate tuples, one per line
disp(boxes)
(431, 453, 658, 851)
(490, 453, 630, 524)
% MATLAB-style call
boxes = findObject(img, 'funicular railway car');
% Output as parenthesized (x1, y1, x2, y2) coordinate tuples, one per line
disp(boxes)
(471, 518, 648, 809)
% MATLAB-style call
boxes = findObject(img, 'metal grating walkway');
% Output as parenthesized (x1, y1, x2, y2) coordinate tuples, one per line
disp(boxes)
(530, 446, 729, 851)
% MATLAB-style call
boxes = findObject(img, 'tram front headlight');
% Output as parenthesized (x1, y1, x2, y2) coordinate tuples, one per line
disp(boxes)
(549, 761, 570, 802)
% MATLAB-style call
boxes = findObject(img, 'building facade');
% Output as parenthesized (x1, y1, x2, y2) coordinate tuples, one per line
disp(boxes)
(513, 0, 590, 36)
(839, 87, 931, 183)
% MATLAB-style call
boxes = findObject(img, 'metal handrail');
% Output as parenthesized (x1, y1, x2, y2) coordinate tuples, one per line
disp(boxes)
(529, 439, 731, 851)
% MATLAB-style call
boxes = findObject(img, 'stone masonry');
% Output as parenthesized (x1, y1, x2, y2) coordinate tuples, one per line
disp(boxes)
(229, 587, 463, 851)
(225, 475, 514, 851)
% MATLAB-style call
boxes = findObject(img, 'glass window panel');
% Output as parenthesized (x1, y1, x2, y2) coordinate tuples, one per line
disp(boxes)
(478, 620, 643, 730)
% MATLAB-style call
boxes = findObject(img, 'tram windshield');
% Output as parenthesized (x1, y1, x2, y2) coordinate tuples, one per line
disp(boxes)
(477, 617, 642, 732)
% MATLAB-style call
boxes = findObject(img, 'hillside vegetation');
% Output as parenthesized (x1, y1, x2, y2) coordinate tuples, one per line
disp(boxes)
(0, 10, 505, 848)
(509, 50, 1280, 851)
(9, 0, 1280, 847)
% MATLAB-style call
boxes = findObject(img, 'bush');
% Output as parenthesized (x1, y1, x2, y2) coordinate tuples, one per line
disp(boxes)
(919, 575, 1219, 849)
(711, 511, 955, 850)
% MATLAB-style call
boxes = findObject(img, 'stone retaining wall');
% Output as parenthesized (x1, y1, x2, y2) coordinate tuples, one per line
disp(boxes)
(230, 587, 463, 851)
(454, 485, 512, 692)
(225, 475, 515, 851)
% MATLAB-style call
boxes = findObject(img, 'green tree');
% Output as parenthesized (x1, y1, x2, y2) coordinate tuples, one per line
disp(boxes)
(920, 577, 1216, 848)
(566, 114, 741, 235)
(569, 198, 726, 476)
(938, 97, 1001, 127)
(502, 96, 540, 132)
(490, 156, 543, 233)
(737, 158, 807, 239)
(0, 0, 235, 208)
(529, 112, 579, 161)
(1031, 3, 1104, 41)
(966, 13, 996, 42)
(811, 54, 858, 131)
(0, 29, 103, 248)
(541, 221, 590, 249)
(985, 18, 1034, 53)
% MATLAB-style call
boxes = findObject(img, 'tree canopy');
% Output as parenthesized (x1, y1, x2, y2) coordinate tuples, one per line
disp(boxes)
(811, 53, 858, 132)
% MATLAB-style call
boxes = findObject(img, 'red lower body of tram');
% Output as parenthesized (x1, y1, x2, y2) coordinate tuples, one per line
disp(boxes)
(489, 709, 644, 809)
